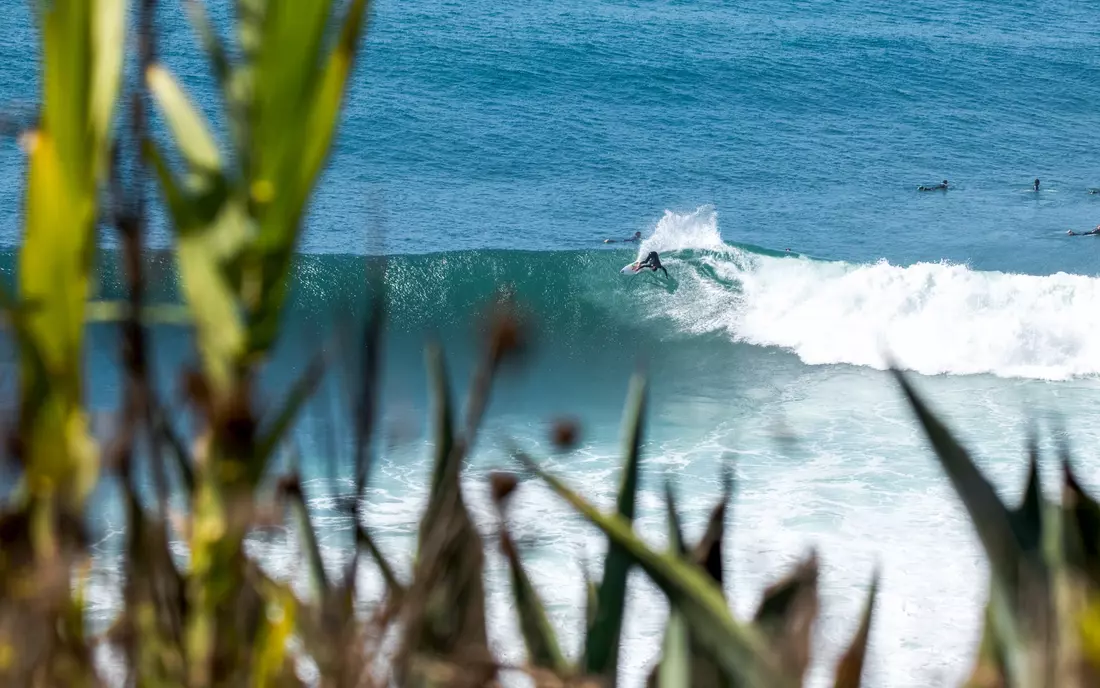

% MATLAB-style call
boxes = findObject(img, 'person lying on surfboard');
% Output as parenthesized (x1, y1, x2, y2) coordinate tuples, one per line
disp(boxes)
(1067, 225, 1100, 236)
(604, 231, 642, 243)
(634, 251, 668, 277)
(917, 179, 949, 191)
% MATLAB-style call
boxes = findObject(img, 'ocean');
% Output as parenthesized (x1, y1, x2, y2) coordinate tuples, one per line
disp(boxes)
(4, 0, 1100, 686)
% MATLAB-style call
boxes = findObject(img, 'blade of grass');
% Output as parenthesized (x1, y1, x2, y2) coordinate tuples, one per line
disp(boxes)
(893, 370, 1023, 593)
(665, 481, 685, 556)
(1010, 436, 1043, 553)
(752, 552, 819, 683)
(416, 341, 458, 560)
(281, 472, 329, 600)
(1062, 458, 1100, 587)
(425, 342, 455, 506)
(653, 482, 690, 688)
(833, 569, 879, 688)
(498, 527, 569, 674)
(657, 608, 691, 688)
(894, 369, 1049, 685)
(694, 467, 732, 589)
(357, 523, 405, 602)
(585, 373, 646, 680)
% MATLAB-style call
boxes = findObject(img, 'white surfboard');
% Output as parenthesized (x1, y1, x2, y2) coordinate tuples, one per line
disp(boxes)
(620, 261, 642, 275)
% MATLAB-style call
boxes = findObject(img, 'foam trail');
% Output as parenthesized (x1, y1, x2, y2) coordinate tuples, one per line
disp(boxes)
(642, 206, 1100, 381)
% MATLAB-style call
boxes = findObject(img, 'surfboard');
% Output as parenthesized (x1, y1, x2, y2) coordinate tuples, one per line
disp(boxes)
(620, 261, 642, 275)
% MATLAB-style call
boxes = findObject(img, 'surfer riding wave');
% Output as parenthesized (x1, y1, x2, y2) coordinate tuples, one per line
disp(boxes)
(635, 251, 669, 277)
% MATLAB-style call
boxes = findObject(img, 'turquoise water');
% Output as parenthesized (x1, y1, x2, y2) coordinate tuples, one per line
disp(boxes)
(5, 1, 1100, 686)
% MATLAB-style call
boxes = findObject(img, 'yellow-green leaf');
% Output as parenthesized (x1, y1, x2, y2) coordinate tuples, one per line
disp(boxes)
(298, 0, 370, 200)
(147, 64, 222, 173)
(89, 0, 124, 178)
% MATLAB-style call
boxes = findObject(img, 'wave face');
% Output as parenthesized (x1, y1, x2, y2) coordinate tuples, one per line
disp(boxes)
(6, 206, 1098, 381)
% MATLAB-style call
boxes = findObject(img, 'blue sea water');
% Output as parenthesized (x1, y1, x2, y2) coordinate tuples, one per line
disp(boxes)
(4, 0, 1100, 686)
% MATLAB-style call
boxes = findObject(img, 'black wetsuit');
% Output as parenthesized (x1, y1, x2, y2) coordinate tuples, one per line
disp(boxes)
(638, 251, 669, 277)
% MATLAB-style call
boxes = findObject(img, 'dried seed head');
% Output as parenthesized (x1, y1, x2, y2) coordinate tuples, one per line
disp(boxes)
(276, 473, 301, 498)
(488, 310, 526, 366)
(489, 471, 519, 506)
(216, 384, 256, 455)
(180, 368, 211, 413)
(550, 417, 580, 450)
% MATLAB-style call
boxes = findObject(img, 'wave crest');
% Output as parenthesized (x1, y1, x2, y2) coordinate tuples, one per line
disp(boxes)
(642, 209, 1100, 380)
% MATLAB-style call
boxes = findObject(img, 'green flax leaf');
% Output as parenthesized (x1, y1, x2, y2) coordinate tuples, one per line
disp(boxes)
(585, 373, 646, 680)
(653, 482, 690, 688)
(147, 64, 222, 173)
(499, 527, 569, 674)
(893, 370, 1023, 594)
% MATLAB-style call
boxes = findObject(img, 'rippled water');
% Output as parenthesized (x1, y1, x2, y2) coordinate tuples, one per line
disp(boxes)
(3, 0, 1100, 685)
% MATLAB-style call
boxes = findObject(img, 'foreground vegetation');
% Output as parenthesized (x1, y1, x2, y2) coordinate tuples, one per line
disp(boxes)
(2, 1, 1100, 686)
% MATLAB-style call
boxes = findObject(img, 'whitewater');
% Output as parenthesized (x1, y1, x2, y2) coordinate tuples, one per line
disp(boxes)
(635, 206, 1100, 381)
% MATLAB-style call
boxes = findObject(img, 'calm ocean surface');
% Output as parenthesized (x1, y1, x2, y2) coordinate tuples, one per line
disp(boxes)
(4, 0, 1100, 685)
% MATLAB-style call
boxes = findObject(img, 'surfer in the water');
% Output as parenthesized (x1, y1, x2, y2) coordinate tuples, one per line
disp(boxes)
(636, 251, 669, 277)
(1034, 178, 1040, 192)
(918, 180, 949, 191)
(604, 231, 642, 244)
(1067, 225, 1100, 236)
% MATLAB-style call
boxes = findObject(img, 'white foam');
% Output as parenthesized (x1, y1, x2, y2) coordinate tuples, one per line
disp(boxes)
(638, 204, 730, 257)
(643, 206, 1100, 381)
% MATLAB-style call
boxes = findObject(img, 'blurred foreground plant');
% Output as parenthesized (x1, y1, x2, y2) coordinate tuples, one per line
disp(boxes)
(139, 0, 373, 683)
(4, 0, 1100, 687)
(0, 1, 123, 684)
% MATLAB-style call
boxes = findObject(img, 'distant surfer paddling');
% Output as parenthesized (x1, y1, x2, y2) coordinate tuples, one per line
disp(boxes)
(604, 231, 642, 244)
(630, 251, 669, 277)
(918, 179, 949, 191)
(1067, 225, 1100, 236)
